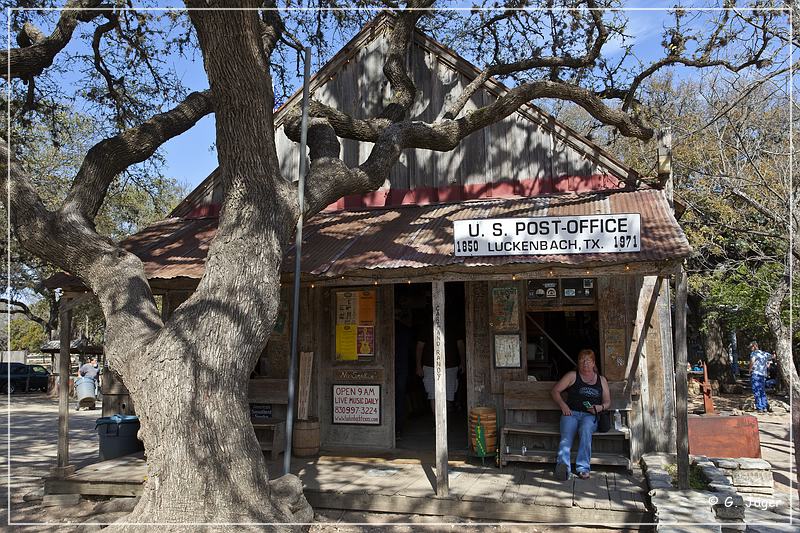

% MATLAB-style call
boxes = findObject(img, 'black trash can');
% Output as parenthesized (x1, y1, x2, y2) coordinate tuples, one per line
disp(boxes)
(96, 414, 144, 461)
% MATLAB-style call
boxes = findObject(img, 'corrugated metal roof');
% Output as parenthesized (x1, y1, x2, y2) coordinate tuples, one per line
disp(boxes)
(120, 217, 216, 280)
(287, 189, 690, 277)
(47, 189, 690, 289)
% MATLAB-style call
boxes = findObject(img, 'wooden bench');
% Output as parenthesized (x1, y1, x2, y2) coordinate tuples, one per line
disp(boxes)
(499, 380, 632, 470)
(248, 378, 288, 461)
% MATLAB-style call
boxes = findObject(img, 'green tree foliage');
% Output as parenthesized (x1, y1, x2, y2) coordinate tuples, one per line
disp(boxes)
(3, 108, 185, 340)
(9, 317, 46, 352)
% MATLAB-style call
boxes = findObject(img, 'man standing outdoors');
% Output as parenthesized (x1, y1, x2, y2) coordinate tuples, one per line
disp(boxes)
(78, 357, 100, 398)
(748, 341, 772, 412)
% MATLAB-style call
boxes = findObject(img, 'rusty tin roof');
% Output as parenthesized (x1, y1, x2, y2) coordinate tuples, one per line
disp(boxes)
(286, 189, 690, 278)
(66, 189, 687, 287)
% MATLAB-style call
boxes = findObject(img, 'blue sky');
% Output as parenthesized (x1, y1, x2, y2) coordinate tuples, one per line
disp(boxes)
(157, 2, 734, 190)
(8, 3, 782, 191)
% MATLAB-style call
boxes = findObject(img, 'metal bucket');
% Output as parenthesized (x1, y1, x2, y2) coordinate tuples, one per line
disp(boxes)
(75, 377, 96, 409)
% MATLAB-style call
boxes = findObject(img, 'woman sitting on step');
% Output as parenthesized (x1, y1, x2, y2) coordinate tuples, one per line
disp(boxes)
(550, 348, 611, 480)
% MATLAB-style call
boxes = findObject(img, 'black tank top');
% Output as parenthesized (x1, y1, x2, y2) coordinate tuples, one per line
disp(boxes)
(566, 372, 603, 412)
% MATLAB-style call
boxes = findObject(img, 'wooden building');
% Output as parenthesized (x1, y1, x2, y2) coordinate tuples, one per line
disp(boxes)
(51, 14, 689, 482)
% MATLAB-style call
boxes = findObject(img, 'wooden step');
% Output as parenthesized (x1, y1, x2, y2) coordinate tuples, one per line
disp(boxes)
(500, 450, 630, 467)
(503, 424, 630, 439)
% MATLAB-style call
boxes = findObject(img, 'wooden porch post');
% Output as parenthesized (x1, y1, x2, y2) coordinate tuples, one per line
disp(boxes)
(660, 127, 688, 485)
(53, 297, 74, 477)
(432, 280, 449, 496)
(674, 265, 690, 489)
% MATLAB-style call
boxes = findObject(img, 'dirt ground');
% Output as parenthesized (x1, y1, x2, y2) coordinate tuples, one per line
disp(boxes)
(2, 388, 794, 531)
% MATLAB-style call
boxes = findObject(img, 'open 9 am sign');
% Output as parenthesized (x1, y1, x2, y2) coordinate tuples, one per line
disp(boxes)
(332, 384, 381, 425)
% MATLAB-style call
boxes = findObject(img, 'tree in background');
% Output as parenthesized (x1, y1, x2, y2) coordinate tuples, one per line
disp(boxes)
(9, 316, 46, 352)
(644, 73, 797, 396)
(2, 89, 185, 344)
(1, 1, 788, 527)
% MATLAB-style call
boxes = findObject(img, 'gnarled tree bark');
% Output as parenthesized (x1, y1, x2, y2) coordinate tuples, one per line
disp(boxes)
(2, 2, 787, 528)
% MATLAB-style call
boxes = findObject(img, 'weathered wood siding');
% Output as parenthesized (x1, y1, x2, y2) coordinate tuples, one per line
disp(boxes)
(273, 29, 617, 196)
(465, 281, 499, 419)
(487, 281, 527, 395)
(598, 277, 632, 382)
(312, 285, 395, 449)
(643, 277, 676, 452)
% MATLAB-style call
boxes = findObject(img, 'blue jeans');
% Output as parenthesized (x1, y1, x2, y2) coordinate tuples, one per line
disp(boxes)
(557, 411, 597, 474)
(751, 374, 769, 411)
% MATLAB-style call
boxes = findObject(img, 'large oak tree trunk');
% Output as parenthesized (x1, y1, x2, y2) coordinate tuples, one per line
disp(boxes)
(120, 338, 311, 527)
(111, 4, 310, 528)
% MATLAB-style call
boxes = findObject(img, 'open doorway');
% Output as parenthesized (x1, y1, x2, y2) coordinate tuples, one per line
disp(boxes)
(393, 282, 468, 452)
(526, 310, 600, 381)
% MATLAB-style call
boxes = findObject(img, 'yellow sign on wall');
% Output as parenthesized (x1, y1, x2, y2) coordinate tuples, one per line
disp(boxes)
(336, 289, 376, 360)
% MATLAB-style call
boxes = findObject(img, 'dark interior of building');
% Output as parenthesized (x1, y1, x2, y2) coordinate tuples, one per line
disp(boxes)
(526, 310, 601, 381)
(394, 281, 468, 452)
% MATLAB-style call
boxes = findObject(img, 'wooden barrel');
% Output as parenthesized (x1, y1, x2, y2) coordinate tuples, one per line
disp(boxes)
(292, 418, 320, 457)
(469, 407, 497, 452)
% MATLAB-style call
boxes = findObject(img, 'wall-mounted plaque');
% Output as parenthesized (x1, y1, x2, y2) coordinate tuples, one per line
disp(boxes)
(494, 334, 521, 368)
(250, 404, 272, 420)
(562, 278, 595, 302)
(333, 368, 383, 382)
(492, 287, 519, 331)
(332, 384, 381, 425)
(527, 280, 559, 308)
(528, 278, 596, 309)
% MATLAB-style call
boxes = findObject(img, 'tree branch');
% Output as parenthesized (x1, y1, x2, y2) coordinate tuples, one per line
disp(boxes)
(729, 188, 784, 226)
(1, 0, 105, 81)
(443, 0, 609, 119)
(377, 0, 435, 122)
(64, 90, 214, 221)
(284, 99, 392, 142)
(294, 76, 653, 215)
(91, 13, 123, 124)
(17, 22, 46, 47)
(0, 297, 51, 331)
(260, 0, 284, 58)
(622, 10, 773, 112)
(1, 139, 162, 378)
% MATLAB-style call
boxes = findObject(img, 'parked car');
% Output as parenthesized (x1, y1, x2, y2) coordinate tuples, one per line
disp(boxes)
(0, 362, 51, 393)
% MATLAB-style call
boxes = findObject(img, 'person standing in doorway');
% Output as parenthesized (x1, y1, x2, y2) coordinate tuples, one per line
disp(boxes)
(550, 349, 610, 480)
(748, 341, 773, 412)
(415, 311, 465, 414)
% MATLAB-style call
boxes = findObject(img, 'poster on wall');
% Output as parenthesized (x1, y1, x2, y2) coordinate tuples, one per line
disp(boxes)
(332, 384, 381, 425)
(492, 287, 519, 331)
(336, 289, 376, 360)
(358, 291, 376, 325)
(494, 334, 522, 368)
(357, 326, 374, 356)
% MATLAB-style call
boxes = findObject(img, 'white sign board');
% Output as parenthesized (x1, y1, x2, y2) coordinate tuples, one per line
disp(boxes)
(453, 214, 641, 256)
(332, 384, 381, 425)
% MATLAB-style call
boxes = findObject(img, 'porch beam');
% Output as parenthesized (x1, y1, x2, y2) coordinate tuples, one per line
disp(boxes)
(431, 280, 449, 496)
(674, 264, 690, 489)
(53, 297, 74, 478)
(288, 260, 684, 288)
